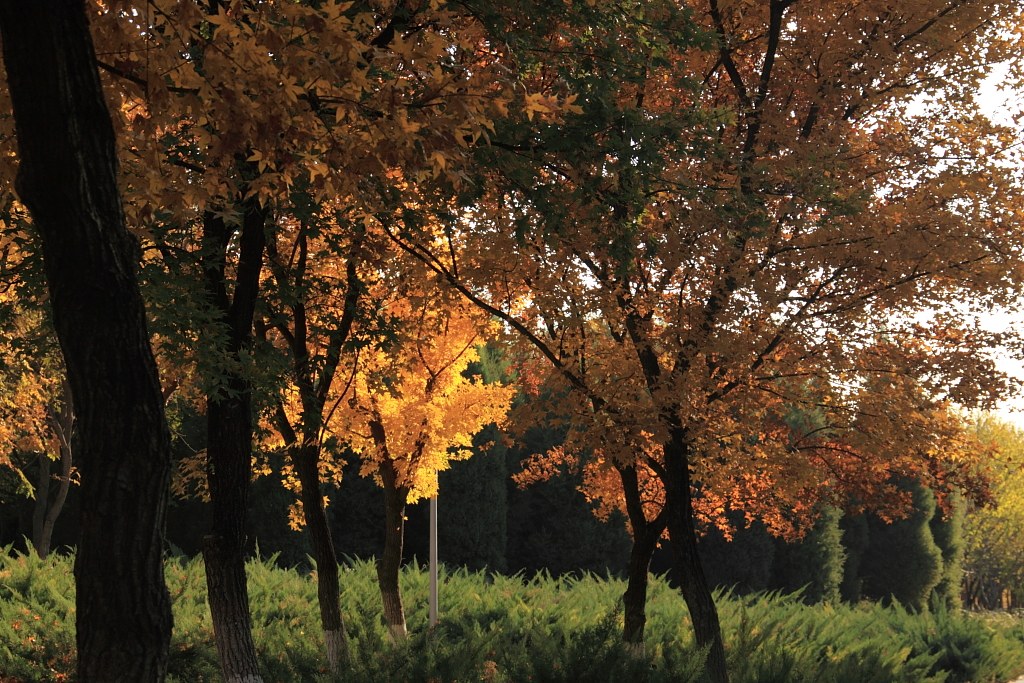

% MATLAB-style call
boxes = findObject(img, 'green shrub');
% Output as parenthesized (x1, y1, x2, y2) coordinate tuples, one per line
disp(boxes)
(2, 546, 1023, 682)
(860, 478, 944, 611)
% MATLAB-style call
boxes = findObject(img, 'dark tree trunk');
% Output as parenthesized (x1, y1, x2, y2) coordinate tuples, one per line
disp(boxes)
(378, 462, 409, 640)
(32, 452, 52, 556)
(200, 204, 267, 683)
(33, 381, 74, 559)
(663, 428, 729, 683)
(294, 443, 349, 668)
(263, 222, 362, 671)
(616, 464, 666, 651)
(0, 3, 173, 680)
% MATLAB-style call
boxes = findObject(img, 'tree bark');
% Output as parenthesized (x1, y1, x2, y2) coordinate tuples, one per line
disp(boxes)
(616, 464, 666, 652)
(663, 427, 729, 683)
(294, 443, 350, 669)
(0, 3, 173, 680)
(32, 452, 52, 556)
(33, 383, 74, 559)
(200, 204, 267, 683)
(378, 461, 409, 640)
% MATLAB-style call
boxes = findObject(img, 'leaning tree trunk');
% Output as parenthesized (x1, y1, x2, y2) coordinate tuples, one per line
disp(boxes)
(616, 464, 667, 652)
(293, 443, 350, 669)
(663, 426, 729, 683)
(0, 3, 174, 680)
(32, 452, 53, 557)
(378, 462, 410, 641)
(33, 380, 74, 559)
(32, 408, 73, 559)
(200, 206, 267, 683)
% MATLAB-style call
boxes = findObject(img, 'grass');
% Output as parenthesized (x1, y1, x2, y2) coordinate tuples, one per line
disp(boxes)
(1, 546, 1023, 682)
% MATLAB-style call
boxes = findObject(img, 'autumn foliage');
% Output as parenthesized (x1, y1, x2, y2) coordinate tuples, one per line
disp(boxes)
(1, 0, 1024, 680)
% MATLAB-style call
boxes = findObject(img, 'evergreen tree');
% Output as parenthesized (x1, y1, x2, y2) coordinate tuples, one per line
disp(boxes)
(930, 491, 967, 609)
(439, 424, 509, 572)
(772, 506, 845, 604)
(697, 511, 775, 595)
(506, 424, 631, 577)
(839, 513, 870, 603)
(859, 478, 943, 611)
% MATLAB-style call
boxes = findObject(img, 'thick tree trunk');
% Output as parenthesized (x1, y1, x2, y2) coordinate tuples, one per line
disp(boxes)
(203, 389, 263, 683)
(378, 463, 409, 640)
(294, 444, 350, 669)
(663, 428, 729, 683)
(201, 204, 267, 683)
(616, 464, 666, 652)
(202, 537, 262, 683)
(0, 3, 173, 680)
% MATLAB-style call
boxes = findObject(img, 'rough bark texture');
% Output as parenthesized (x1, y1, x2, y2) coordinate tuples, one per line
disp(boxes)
(0, 3, 173, 679)
(294, 444, 349, 669)
(202, 537, 263, 683)
(378, 462, 409, 640)
(617, 464, 666, 649)
(664, 428, 729, 683)
(200, 204, 267, 683)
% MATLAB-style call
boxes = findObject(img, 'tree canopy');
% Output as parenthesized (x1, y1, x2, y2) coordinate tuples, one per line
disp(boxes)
(1, 1, 1023, 680)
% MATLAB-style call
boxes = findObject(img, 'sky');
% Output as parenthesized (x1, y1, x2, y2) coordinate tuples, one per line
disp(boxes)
(974, 62, 1024, 427)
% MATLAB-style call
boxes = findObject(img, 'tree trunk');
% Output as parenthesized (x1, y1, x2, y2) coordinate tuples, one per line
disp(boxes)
(32, 452, 51, 557)
(294, 443, 350, 669)
(663, 428, 729, 683)
(0, 3, 173, 680)
(203, 389, 263, 683)
(616, 464, 666, 652)
(378, 462, 409, 640)
(202, 537, 264, 683)
(33, 386, 74, 559)
(200, 204, 267, 683)
(32, 433, 73, 559)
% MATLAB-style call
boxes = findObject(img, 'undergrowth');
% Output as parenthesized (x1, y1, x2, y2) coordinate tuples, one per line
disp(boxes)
(1, 546, 1023, 682)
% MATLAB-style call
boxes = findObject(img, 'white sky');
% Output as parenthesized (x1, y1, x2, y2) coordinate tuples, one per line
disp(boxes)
(974, 63, 1024, 426)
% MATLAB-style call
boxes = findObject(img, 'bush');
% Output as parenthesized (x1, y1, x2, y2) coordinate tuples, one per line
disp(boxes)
(2, 546, 1024, 682)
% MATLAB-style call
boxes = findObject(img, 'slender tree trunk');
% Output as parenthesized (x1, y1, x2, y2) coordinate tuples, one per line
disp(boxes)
(663, 427, 729, 683)
(264, 223, 362, 671)
(616, 464, 666, 652)
(294, 443, 350, 669)
(33, 386, 75, 559)
(0, 3, 173, 679)
(42, 426, 74, 556)
(32, 429, 73, 558)
(378, 462, 409, 640)
(32, 452, 51, 556)
(201, 204, 267, 683)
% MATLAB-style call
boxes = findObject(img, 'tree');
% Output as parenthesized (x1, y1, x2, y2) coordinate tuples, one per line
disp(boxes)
(0, 275, 75, 559)
(840, 513, 870, 603)
(772, 506, 845, 605)
(337, 285, 513, 639)
(931, 490, 967, 609)
(384, 3, 1024, 681)
(259, 212, 370, 669)
(0, 2, 174, 679)
(859, 478, 944, 612)
(93, 0, 532, 669)
(963, 417, 1024, 609)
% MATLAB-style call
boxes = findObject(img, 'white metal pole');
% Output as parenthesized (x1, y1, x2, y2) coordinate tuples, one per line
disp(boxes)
(429, 493, 438, 627)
